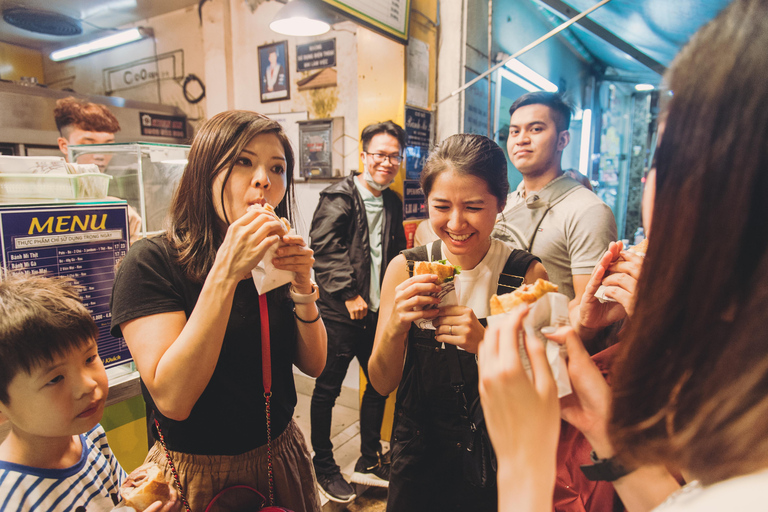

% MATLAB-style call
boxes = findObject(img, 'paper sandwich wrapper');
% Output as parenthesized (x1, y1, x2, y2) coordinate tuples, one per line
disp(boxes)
(487, 292, 573, 398)
(251, 228, 296, 294)
(414, 280, 458, 330)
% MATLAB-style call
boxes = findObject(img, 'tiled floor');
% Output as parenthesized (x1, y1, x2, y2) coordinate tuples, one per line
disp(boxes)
(293, 365, 388, 512)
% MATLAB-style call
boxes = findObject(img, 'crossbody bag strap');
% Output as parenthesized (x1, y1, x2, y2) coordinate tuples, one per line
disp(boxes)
(258, 292, 275, 507)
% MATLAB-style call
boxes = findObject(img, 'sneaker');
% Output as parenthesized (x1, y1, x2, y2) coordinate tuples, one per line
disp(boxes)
(350, 453, 390, 488)
(316, 472, 356, 504)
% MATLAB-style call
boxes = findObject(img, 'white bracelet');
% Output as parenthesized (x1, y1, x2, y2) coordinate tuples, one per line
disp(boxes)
(290, 281, 319, 304)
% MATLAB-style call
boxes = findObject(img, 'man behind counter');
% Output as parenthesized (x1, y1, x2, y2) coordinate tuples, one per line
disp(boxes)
(54, 97, 142, 242)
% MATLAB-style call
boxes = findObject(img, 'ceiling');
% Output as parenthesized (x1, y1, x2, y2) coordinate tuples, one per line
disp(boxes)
(532, 0, 733, 84)
(0, 0, 200, 52)
(0, 0, 733, 84)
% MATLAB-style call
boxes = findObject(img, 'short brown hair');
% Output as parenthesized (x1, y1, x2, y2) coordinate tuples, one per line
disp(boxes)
(420, 134, 509, 209)
(167, 110, 296, 283)
(54, 97, 121, 137)
(0, 272, 97, 403)
(360, 121, 405, 153)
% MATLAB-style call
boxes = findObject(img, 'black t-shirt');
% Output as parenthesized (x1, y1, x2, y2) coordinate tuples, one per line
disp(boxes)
(110, 237, 297, 455)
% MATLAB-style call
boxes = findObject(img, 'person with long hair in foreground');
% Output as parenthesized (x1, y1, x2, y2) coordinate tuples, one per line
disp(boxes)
(479, 0, 768, 510)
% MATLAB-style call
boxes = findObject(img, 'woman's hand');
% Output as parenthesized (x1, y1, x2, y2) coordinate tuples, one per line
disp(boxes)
(214, 207, 286, 281)
(478, 305, 560, 512)
(273, 233, 315, 292)
(576, 242, 643, 338)
(544, 326, 613, 457)
(386, 274, 441, 337)
(434, 306, 484, 354)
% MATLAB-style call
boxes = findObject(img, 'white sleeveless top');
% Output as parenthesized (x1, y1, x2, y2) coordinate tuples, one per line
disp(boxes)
(428, 238, 513, 319)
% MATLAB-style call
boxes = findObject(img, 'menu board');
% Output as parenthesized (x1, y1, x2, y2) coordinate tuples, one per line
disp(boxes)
(321, 0, 410, 43)
(0, 203, 131, 369)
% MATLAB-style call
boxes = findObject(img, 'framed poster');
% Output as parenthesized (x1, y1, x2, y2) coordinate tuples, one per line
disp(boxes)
(258, 41, 290, 103)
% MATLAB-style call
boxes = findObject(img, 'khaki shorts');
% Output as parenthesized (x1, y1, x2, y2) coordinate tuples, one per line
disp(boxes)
(145, 419, 321, 512)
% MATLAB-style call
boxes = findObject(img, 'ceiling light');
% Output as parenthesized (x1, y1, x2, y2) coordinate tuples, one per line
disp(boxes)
(635, 83, 655, 91)
(499, 68, 539, 93)
(50, 27, 152, 62)
(505, 59, 558, 92)
(578, 109, 592, 176)
(270, 0, 332, 36)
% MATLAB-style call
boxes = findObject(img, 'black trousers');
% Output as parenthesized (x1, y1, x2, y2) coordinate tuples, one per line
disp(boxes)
(310, 314, 388, 475)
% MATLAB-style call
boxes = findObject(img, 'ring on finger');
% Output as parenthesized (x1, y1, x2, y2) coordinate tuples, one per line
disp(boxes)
(449, 325, 453, 335)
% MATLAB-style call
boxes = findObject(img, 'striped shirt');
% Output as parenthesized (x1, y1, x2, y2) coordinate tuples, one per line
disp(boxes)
(0, 424, 126, 512)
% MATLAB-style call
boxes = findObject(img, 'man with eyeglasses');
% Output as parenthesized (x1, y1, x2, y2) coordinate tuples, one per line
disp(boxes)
(309, 121, 407, 503)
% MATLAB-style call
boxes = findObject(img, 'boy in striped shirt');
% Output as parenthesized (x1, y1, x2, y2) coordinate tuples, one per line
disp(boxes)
(0, 273, 172, 512)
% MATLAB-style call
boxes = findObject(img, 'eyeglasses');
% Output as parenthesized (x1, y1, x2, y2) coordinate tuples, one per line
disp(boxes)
(365, 152, 403, 165)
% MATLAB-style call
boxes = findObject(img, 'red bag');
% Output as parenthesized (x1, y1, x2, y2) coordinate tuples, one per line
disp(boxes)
(204, 485, 292, 512)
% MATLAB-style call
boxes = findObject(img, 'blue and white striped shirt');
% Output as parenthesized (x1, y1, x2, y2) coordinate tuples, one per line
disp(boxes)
(0, 424, 127, 512)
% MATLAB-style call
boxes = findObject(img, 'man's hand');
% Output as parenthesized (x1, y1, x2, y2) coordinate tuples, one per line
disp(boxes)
(345, 295, 368, 320)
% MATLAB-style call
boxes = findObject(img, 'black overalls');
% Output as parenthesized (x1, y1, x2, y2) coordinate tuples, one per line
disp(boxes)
(387, 241, 540, 512)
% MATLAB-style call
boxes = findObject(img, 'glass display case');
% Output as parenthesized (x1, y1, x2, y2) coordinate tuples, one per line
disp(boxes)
(69, 142, 190, 237)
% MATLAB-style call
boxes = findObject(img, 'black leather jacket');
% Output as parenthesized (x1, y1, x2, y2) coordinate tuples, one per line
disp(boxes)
(309, 173, 407, 326)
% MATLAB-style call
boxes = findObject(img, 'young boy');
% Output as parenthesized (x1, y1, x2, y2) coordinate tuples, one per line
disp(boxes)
(0, 272, 125, 511)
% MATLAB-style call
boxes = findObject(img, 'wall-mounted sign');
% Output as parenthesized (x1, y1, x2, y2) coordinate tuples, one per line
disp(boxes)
(0, 203, 132, 369)
(140, 112, 186, 139)
(403, 180, 427, 220)
(297, 39, 336, 71)
(405, 106, 431, 147)
(321, 0, 410, 44)
(404, 106, 431, 181)
(259, 41, 291, 103)
(103, 50, 184, 94)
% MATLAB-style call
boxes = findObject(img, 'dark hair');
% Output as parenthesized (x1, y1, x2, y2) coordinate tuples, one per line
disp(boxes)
(0, 272, 97, 403)
(420, 134, 509, 209)
(509, 91, 572, 132)
(167, 110, 296, 283)
(54, 97, 121, 136)
(360, 121, 406, 153)
(608, 0, 768, 485)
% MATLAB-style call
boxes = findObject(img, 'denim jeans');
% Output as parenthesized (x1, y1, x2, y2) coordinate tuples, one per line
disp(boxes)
(310, 314, 388, 475)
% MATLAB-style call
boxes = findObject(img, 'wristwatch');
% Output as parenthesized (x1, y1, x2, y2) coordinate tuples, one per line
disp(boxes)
(580, 451, 634, 482)
(290, 281, 319, 304)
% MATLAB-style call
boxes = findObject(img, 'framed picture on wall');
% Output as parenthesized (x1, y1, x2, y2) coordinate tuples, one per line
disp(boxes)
(258, 41, 290, 103)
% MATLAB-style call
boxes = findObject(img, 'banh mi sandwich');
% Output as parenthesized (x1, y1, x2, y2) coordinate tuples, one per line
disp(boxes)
(489, 278, 559, 316)
(413, 260, 460, 284)
(260, 203, 291, 234)
(120, 463, 172, 511)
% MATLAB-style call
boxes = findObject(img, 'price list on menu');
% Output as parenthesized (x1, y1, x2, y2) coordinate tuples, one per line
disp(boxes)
(0, 203, 131, 368)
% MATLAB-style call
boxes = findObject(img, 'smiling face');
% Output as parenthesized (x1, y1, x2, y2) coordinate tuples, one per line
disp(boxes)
(507, 103, 569, 180)
(360, 132, 402, 192)
(0, 339, 107, 439)
(212, 132, 288, 226)
(428, 168, 504, 269)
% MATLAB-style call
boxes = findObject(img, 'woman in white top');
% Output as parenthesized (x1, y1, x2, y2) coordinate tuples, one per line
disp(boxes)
(369, 133, 547, 512)
(478, 0, 768, 510)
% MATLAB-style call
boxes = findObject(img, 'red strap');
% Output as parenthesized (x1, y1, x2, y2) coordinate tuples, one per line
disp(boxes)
(259, 293, 271, 392)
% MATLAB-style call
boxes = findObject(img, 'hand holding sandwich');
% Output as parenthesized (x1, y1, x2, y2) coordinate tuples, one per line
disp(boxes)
(574, 241, 644, 340)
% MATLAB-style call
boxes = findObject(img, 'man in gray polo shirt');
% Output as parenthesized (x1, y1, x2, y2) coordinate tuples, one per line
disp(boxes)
(493, 92, 616, 303)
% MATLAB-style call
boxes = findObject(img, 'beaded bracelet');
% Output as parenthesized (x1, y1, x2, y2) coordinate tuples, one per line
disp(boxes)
(293, 306, 321, 323)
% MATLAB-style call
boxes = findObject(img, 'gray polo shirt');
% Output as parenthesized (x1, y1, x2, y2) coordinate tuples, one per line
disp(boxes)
(493, 174, 617, 300)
